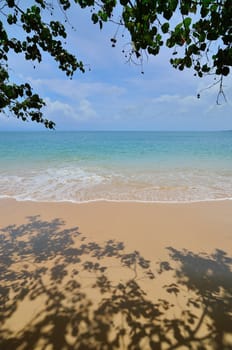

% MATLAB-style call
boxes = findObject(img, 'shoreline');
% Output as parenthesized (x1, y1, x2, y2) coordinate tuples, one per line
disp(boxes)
(1, 195, 232, 205)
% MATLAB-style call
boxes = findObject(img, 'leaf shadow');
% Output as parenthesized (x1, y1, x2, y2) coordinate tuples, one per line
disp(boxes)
(0, 216, 231, 349)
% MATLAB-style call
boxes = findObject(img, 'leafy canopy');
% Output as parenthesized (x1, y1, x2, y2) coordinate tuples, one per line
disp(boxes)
(0, 0, 231, 128)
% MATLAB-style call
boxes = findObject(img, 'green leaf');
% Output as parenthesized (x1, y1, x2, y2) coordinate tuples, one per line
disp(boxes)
(200, 6, 209, 18)
(222, 66, 229, 76)
(120, 0, 129, 5)
(91, 13, 98, 24)
(163, 9, 173, 20)
(166, 37, 175, 48)
(161, 22, 169, 34)
(7, 0, 15, 7)
(202, 0, 211, 5)
(31, 5, 40, 15)
(185, 56, 192, 68)
(202, 64, 210, 72)
(180, 3, 189, 15)
(170, 0, 178, 11)
(200, 43, 206, 51)
(7, 14, 17, 25)
(98, 11, 108, 22)
(183, 17, 192, 28)
(207, 31, 218, 41)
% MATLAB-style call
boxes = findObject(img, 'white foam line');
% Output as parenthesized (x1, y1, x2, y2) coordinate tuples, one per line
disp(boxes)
(1, 195, 232, 204)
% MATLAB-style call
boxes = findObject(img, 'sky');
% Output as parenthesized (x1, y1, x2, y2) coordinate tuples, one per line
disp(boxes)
(1, 3, 232, 131)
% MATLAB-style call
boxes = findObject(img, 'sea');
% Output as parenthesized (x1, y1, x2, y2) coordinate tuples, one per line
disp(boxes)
(0, 130, 232, 203)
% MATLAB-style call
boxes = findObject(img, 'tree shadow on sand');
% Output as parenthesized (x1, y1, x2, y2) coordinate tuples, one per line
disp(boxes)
(0, 216, 231, 350)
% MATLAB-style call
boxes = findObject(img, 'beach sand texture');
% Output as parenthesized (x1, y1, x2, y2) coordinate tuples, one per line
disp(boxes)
(0, 198, 232, 349)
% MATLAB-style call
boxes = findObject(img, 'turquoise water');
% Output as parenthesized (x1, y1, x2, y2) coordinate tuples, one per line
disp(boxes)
(0, 131, 232, 202)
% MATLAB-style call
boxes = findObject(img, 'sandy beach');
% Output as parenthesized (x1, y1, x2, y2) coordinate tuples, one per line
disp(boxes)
(1, 198, 232, 349)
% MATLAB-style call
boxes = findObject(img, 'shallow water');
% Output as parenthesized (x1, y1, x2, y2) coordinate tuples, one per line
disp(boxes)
(0, 131, 232, 202)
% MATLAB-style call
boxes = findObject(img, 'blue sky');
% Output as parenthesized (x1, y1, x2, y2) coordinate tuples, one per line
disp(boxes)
(1, 4, 232, 131)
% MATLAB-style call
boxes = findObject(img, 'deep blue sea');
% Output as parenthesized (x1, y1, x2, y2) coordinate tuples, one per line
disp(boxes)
(0, 131, 232, 202)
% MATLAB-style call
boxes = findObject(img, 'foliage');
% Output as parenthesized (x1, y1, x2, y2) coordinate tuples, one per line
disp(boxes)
(0, 0, 85, 128)
(0, 1, 231, 127)
(87, 0, 231, 102)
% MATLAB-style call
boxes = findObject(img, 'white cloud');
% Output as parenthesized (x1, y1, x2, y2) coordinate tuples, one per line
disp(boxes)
(44, 97, 97, 122)
(78, 99, 97, 120)
(45, 98, 74, 116)
(28, 77, 126, 100)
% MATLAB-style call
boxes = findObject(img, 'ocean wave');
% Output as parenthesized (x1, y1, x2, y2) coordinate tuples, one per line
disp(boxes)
(0, 165, 232, 203)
